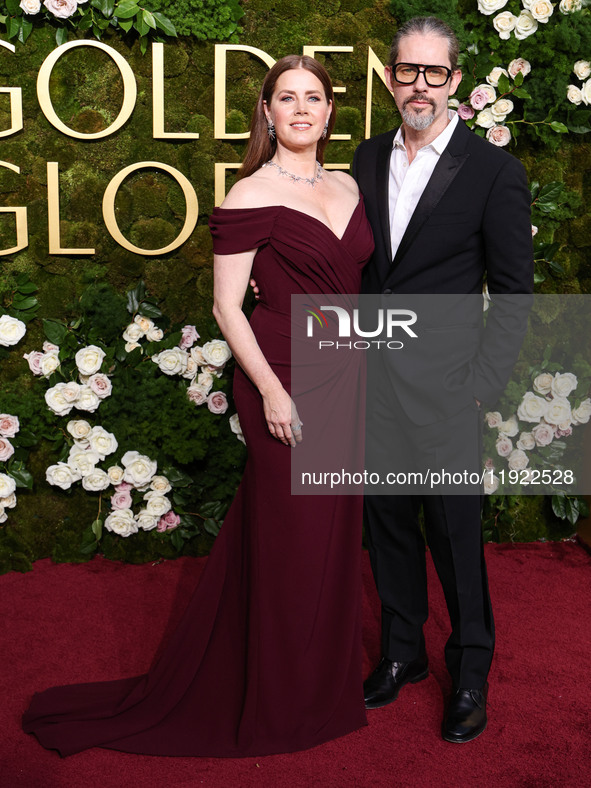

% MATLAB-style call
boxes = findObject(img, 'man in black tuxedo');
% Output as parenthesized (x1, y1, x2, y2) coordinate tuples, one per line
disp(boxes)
(353, 17, 534, 742)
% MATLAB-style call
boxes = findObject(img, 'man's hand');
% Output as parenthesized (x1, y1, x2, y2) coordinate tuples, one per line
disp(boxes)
(250, 278, 260, 300)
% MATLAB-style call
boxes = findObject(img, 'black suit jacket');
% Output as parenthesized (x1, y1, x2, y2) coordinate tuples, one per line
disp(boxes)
(353, 118, 534, 423)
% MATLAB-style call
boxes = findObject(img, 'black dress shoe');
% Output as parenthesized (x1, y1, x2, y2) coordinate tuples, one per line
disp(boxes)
(442, 683, 488, 743)
(363, 655, 429, 709)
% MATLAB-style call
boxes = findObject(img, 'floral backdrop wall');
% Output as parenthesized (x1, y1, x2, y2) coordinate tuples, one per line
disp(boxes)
(0, 0, 590, 573)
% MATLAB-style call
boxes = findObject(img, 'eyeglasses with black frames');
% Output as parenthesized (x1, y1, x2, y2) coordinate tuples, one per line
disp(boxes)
(392, 63, 453, 88)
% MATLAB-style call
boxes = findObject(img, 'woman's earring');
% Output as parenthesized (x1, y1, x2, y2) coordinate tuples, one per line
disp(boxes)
(321, 121, 329, 140)
(267, 121, 276, 141)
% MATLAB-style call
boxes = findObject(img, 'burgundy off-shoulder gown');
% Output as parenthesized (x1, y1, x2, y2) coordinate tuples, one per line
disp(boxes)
(22, 200, 375, 757)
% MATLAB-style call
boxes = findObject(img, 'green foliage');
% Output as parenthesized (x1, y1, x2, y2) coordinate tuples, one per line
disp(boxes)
(148, 0, 244, 40)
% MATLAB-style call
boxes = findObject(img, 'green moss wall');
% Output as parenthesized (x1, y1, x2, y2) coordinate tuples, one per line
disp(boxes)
(0, 0, 589, 571)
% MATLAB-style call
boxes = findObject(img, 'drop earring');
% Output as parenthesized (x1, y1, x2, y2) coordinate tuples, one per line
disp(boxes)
(267, 121, 276, 141)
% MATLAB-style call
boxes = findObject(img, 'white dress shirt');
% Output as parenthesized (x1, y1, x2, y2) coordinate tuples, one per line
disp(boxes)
(389, 110, 459, 259)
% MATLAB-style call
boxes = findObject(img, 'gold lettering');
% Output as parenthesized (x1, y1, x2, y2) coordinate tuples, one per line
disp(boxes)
(0, 41, 23, 139)
(302, 46, 353, 141)
(47, 162, 95, 255)
(37, 40, 137, 140)
(152, 43, 199, 140)
(365, 47, 393, 139)
(214, 44, 275, 140)
(102, 162, 198, 256)
(0, 161, 27, 255)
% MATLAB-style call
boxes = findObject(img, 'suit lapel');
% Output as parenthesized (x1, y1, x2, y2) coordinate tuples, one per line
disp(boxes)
(390, 121, 470, 271)
(374, 132, 394, 266)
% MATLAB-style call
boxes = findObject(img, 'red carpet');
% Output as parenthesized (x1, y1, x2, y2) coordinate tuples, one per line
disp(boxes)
(1, 543, 590, 787)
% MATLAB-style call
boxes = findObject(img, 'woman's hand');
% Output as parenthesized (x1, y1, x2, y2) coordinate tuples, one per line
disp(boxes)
(262, 387, 303, 447)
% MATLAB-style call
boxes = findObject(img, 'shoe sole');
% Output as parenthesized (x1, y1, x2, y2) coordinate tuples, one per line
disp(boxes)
(442, 721, 487, 744)
(364, 668, 429, 710)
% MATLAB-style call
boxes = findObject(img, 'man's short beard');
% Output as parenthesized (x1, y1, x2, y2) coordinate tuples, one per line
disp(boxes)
(402, 108, 435, 131)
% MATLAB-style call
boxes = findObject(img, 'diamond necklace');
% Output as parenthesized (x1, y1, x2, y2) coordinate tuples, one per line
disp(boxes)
(262, 159, 323, 188)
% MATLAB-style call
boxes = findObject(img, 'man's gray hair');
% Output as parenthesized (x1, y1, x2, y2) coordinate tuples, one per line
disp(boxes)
(388, 17, 460, 71)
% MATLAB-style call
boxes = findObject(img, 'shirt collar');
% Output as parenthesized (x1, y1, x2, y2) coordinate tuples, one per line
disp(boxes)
(393, 110, 459, 154)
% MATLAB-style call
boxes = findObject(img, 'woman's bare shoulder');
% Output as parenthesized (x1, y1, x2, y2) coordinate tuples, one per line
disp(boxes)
(327, 168, 360, 197)
(220, 170, 273, 210)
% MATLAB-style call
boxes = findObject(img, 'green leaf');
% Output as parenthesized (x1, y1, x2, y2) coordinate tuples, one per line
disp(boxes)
(550, 121, 568, 134)
(513, 70, 524, 87)
(19, 16, 33, 43)
(43, 318, 68, 345)
(139, 35, 148, 55)
(15, 281, 38, 294)
(118, 17, 133, 32)
(164, 466, 193, 487)
(7, 16, 20, 39)
(512, 88, 531, 100)
(538, 181, 564, 205)
(55, 26, 68, 46)
(497, 74, 511, 95)
(12, 295, 38, 311)
(203, 517, 220, 536)
(135, 11, 149, 37)
(78, 15, 93, 30)
(92, 0, 115, 15)
(91, 519, 103, 540)
(568, 123, 591, 135)
(9, 467, 34, 490)
(6, 0, 20, 14)
(170, 529, 184, 550)
(142, 8, 156, 29)
(551, 494, 566, 520)
(137, 302, 162, 319)
(564, 497, 580, 526)
(529, 180, 540, 201)
(115, 1, 139, 19)
(152, 11, 176, 37)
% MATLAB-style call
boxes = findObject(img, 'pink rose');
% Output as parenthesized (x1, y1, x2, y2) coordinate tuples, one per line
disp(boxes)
(88, 373, 112, 399)
(0, 438, 15, 462)
(0, 414, 19, 438)
(555, 426, 572, 438)
(496, 436, 513, 457)
(43, 341, 59, 353)
(457, 103, 475, 120)
(158, 510, 181, 531)
(469, 87, 492, 110)
(43, 0, 77, 19)
(111, 489, 133, 510)
(486, 125, 511, 147)
(187, 384, 208, 406)
(179, 325, 200, 350)
(532, 422, 554, 447)
(485, 457, 495, 470)
(207, 391, 228, 414)
(115, 482, 133, 492)
(24, 351, 45, 375)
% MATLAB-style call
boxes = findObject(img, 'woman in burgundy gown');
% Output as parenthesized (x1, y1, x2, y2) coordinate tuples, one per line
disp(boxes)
(22, 55, 374, 757)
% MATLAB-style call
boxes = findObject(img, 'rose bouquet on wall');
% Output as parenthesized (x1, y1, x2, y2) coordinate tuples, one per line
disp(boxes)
(25, 280, 245, 555)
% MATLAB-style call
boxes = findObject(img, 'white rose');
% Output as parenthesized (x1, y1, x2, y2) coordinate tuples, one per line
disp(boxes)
(574, 60, 591, 80)
(143, 491, 172, 517)
(529, 0, 553, 21)
(68, 445, 100, 477)
(229, 413, 246, 445)
(499, 414, 519, 437)
(66, 419, 92, 441)
(190, 346, 206, 365)
(134, 314, 154, 334)
(507, 449, 529, 471)
(475, 108, 496, 129)
(491, 98, 514, 121)
(46, 462, 81, 490)
(531, 225, 538, 237)
(182, 355, 199, 380)
(2, 491, 17, 508)
(135, 510, 159, 531)
(152, 348, 188, 376)
(125, 341, 142, 354)
(150, 475, 172, 494)
(197, 371, 214, 394)
(88, 373, 112, 399)
(516, 431, 536, 451)
(0, 315, 26, 347)
(568, 85, 584, 105)
(475, 83, 497, 104)
(517, 391, 548, 423)
(483, 472, 500, 494)
(187, 384, 209, 406)
(88, 426, 118, 459)
(487, 66, 509, 86)
(20, 0, 42, 14)
(515, 11, 538, 39)
(43, 0, 77, 19)
(107, 465, 125, 485)
(75, 386, 100, 413)
(582, 79, 591, 106)
(61, 381, 81, 403)
(122, 451, 157, 486)
(122, 323, 143, 343)
(0, 508, 7, 524)
(40, 352, 60, 378)
(75, 345, 105, 376)
(81, 469, 111, 492)
(496, 436, 513, 457)
(493, 11, 518, 38)
(532, 421, 555, 446)
(485, 411, 503, 429)
(533, 372, 554, 395)
(544, 397, 572, 425)
(486, 125, 512, 146)
(201, 339, 232, 367)
(551, 372, 578, 398)
(45, 383, 74, 416)
(145, 325, 164, 342)
(24, 350, 44, 375)
(0, 473, 17, 498)
(572, 398, 591, 425)
(559, 0, 581, 11)
(447, 98, 460, 109)
(0, 414, 19, 438)
(477, 0, 509, 14)
(508, 58, 532, 79)
(104, 509, 138, 537)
